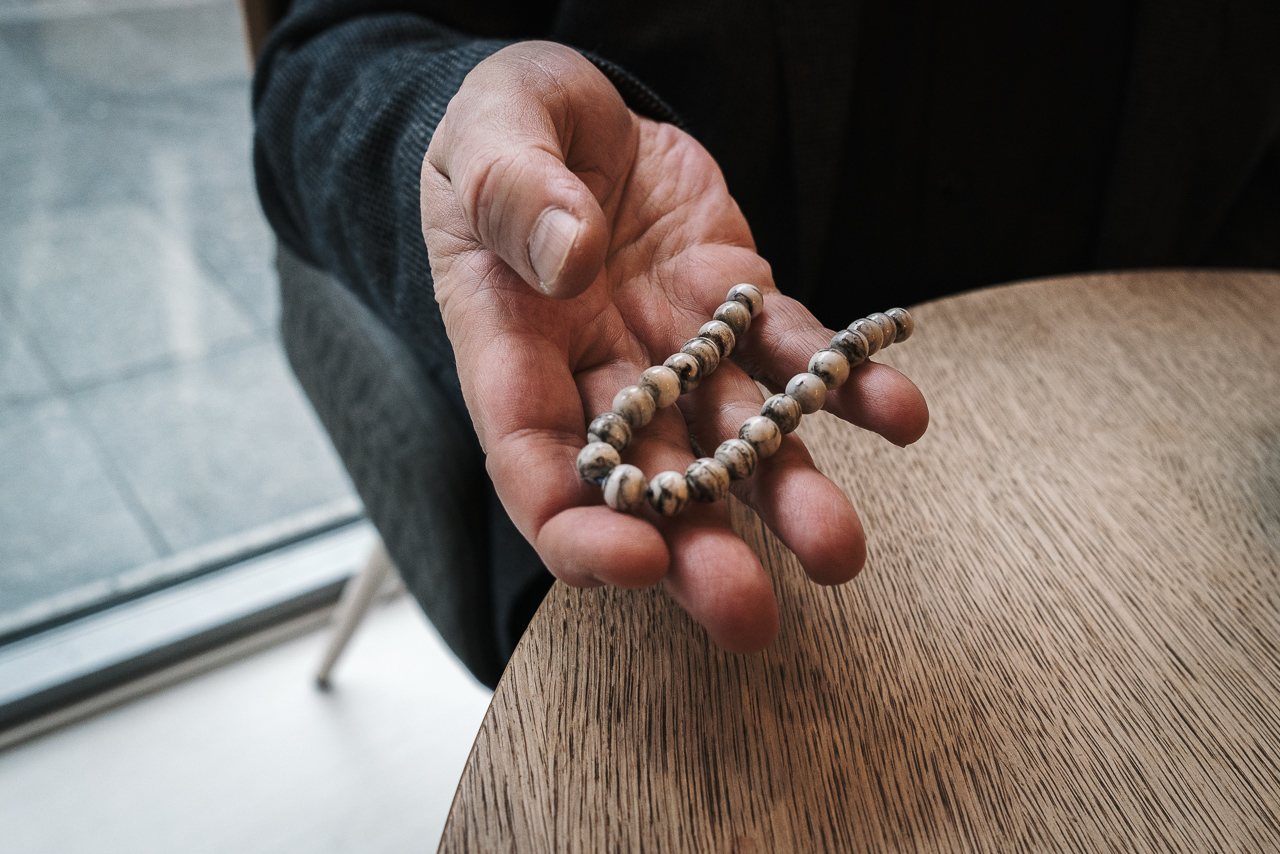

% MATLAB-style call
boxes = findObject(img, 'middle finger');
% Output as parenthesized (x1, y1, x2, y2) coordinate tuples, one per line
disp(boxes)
(677, 359, 868, 586)
(575, 356, 779, 651)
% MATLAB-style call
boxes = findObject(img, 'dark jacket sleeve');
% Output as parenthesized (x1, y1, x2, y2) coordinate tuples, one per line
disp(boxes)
(251, 0, 540, 371)
(251, 0, 684, 374)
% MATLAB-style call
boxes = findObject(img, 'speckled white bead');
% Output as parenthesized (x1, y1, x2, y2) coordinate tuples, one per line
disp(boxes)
(685, 457, 731, 502)
(713, 300, 752, 337)
(681, 337, 721, 376)
(808, 348, 850, 389)
(698, 320, 736, 357)
(639, 365, 681, 408)
(829, 328, 870, 367)
(576, 441, 620, 483)
(647, 470, 689, 515)
(727, 283, 764, 317)
(663, 352, 702, 393)
(739, 415, 782, 458)
(715, 438, 758, 480)
(786, 372, 827, 414)
(761, 393, 802, 433)
(849, 317, 883, 355)
(613, 385, 656, 428)
(603, 464, 647, 513)
(886, 307, 914, 342)
(587, 412, 631, 451)
(867, 311, 898, 348)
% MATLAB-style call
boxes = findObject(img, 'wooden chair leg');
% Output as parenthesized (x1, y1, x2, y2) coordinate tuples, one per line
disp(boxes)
(315, 540, 394, 689)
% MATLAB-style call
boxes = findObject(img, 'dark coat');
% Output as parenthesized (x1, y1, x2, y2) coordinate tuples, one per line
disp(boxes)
(256, 0, 1280, 326)
(253, 0, 1280, 679)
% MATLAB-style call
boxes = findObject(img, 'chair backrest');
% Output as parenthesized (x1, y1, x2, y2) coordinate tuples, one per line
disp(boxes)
(237, 0, 286, 66)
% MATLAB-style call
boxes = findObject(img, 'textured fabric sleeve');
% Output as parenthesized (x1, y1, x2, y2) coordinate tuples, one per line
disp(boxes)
(252, 0, 523, 373)
(252, 0, 685, 377)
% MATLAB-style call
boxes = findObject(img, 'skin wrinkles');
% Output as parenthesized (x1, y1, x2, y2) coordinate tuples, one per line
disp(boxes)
(521, 53, 581, 147)
(605, 124, 745, 257)
(610, 247, 770, 355)
(675, 375, 762, 443)
(519, 51, 641, 199)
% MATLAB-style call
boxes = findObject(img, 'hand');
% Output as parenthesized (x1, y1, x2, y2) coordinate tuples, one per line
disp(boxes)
(421, 42, 928, 652)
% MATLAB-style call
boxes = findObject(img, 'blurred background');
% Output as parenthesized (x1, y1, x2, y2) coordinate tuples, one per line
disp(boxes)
(0, 0, 490, 849)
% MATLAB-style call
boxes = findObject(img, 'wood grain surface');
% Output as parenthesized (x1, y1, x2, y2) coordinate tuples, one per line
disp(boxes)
(440, 271, 1280, 852)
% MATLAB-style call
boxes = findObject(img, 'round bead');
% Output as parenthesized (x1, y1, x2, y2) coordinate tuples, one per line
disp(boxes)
(761, 393, 802, 433)
(713, 300, 752, 337)
(685, 457, 731, 502)
(808, 348, 850, 389)
(715, 438, 758, 480)
(829, 328, 870, 367)
(726, 283, 764, 317)
(680, 337, 721, 376)
(613, 385, 656, 429)
(849, 317, 883, 355)
(698, 320, 736, 357)
(576, 441, 620, 483)
(639, 365, 681, 408)
(867, 311, 898, 348)
(786, 372, 827, 414)
(603, 464, 647, 513)
(647, 470, 690, 516)
(587, 412, 631, 451)
(663, 352, 702, 393)
(739, 415, 782, 458)
(886, 307, 914, 342)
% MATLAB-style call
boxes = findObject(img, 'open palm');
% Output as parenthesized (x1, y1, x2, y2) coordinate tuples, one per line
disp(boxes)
(421, 43, 927, 650)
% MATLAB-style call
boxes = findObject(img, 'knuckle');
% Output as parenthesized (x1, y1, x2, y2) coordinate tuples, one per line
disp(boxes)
(456, 145, 517, 244)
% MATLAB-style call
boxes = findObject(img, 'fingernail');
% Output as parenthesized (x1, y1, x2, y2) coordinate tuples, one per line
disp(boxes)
(528, 208, 581, 293)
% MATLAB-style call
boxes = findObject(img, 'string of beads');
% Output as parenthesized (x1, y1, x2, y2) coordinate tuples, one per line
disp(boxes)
(575, 284, 914, 515)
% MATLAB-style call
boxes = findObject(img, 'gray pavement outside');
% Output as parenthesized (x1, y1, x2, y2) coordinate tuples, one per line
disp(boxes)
(0, 0, 359, 635)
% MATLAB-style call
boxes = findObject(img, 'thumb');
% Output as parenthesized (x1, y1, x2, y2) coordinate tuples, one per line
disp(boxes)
(424, 41, 637, 299)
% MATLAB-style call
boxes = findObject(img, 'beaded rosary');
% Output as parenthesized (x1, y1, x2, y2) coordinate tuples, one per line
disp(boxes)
(575, 284, 914, 516)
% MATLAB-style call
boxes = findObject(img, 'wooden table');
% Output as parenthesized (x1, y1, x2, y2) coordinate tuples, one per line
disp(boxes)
(441, 271, 1280, 852)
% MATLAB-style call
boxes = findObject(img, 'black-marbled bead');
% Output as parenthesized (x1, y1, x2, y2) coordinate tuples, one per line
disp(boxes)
(587, 412, 631, 452)
(663, 352, 702, 393)
(698, 319, 736, 357)
(886, 307, 914, 342)
(685, 457, 731, 502)
(726, 283, 764, 317)
(829, 328, 870, 367)
(808, 348, 850, 389)
(639, 365, 681, 408)
(715, 438, 758, 480)
(613, 385, 656, 428)
(681, 336, 721, 376)
(867, 311, 898, 348)
(647, 470, 690, 515)
(848, 317, 883, 355)
(713, 300, 752, 337)
(761, 394, 802, 433)
(577, 441, 620, 483)
(786, 372, 827, 414)
(603, 464, 647, 513)
(739, 415, 782, 458)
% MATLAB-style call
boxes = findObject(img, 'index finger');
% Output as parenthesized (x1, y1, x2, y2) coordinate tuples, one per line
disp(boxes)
(451, 303, 670, 590)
